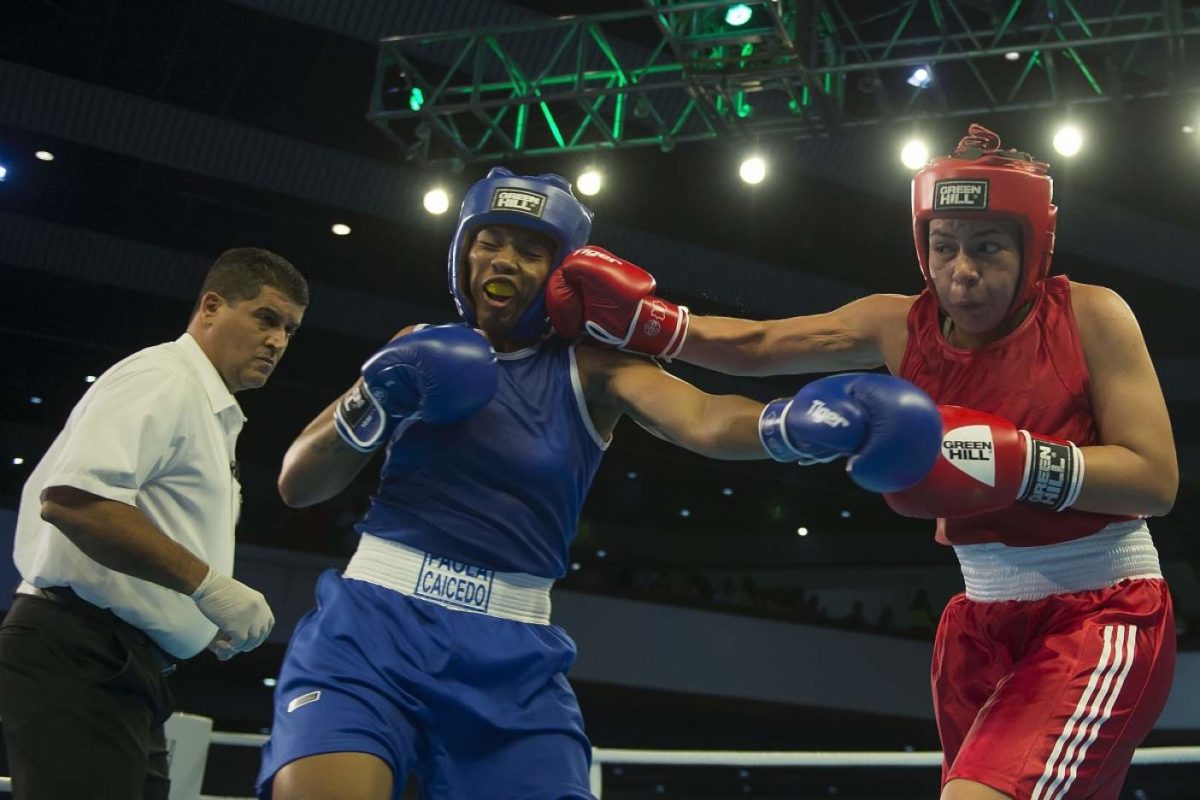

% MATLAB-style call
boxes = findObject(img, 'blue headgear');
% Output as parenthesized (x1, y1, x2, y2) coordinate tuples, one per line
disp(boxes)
(448, 168, 593, 341)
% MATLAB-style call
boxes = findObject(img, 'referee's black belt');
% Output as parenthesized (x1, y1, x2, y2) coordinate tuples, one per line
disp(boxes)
(25, 586, 178, 676)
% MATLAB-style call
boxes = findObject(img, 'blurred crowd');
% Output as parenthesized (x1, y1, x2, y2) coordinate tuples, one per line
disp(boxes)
(272, 503, 1200, 647)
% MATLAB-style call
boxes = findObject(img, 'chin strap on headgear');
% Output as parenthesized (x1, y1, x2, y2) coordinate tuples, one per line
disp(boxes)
(447, 168, 593, 341)
(911, 123, 1057, 319)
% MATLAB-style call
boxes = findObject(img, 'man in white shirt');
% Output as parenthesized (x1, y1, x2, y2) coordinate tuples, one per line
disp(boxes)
(0, 248, 308, 800)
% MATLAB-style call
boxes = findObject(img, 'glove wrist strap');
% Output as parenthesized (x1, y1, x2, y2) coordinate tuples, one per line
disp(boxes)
(759, 398, 800, 462)
(659, 305, 690, 361)
(334, 383, 397, 453)
(584, 299, 689, 360)
(1017, 431, 1085, 511)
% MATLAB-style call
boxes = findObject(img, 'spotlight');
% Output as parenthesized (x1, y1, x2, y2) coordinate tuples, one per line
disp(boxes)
(1183, 124, 1196, 135)
(725, 4, 752, 26)
(423, 188, 450, 215)
(12, 457, 24, 466)
(85, 375, 97, 383)
(570, 562, 582, 572)
(576, 169, 602, 196)
(796, 526, 809, 536)
(262, 677, 277, 687)
(900, 139, 929, 170)
(1053, 125, 1083, 157)
(330, 223, 351, 236)
(739, 155, 766, 185)
(679, 508, 691, 518)
(626, 470, 638, 480)
(840, 509, 851, 519)
(35, 150, 55, 161)
(596, 549, 607, 558)
(722, 487, 734, 496)
(0, 165, 7, 181)
(906, 66, 932, 88)
(29, 396, 43, 405)
(1004, 51, 1020, 61)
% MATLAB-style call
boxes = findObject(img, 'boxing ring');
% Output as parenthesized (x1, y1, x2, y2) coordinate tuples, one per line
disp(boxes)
(1, 715, 1196, 799)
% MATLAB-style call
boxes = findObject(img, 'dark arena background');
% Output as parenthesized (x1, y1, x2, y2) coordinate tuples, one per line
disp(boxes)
(2, 1, 1199, 798)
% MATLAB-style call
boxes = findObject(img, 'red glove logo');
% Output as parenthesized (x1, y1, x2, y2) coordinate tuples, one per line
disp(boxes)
(574, 247, 623, 265)
(940, 424, 996, 487)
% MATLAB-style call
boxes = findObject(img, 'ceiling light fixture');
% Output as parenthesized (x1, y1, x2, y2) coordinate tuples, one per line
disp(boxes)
(739, 156, 766, 185)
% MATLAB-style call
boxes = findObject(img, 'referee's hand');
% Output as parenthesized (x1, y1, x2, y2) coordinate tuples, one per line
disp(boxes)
(190, 569, 275, 658)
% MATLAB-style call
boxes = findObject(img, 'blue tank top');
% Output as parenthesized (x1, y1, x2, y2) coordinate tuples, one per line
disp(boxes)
(357, 334, 608, 578)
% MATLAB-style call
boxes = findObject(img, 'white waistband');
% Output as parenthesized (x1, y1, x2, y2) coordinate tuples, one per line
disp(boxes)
(344, 534, 553, 625)
(953, 520, 1162, 602)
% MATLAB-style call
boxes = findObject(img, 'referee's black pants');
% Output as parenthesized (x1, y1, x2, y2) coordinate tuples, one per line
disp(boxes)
(0, 591, 176, 800)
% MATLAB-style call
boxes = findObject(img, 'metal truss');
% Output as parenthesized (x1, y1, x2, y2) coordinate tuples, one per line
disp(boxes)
(369, 0, 1200, 163)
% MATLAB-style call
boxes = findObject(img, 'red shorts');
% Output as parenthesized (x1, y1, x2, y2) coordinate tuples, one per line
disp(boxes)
(933, 578, 1174, 800)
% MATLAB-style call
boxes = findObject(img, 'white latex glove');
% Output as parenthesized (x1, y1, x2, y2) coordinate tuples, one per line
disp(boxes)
(191, 568, 275, 656)
(207, 633, 239, 662)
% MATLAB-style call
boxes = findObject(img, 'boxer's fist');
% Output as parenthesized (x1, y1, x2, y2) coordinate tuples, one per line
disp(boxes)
(546, 246, 689, 359)
(334, 325, 498, 452)
(759, 373, 942, 492)
(883, 405, 1085, 518)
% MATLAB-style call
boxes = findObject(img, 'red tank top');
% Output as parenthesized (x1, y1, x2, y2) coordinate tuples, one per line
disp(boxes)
(899, 275, 1131, 546)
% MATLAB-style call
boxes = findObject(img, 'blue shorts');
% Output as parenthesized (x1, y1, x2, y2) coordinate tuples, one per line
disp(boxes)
(256, 570, 593, 800)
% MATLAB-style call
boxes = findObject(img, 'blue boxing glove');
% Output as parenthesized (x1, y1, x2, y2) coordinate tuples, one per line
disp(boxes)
(334, 325, 498, 452)
(759, 373, 941, 492)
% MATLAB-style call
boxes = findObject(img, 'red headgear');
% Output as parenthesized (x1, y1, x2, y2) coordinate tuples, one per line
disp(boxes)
(912, 124, 1057, 318)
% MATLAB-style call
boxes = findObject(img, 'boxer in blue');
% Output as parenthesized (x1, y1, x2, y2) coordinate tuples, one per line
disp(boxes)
(258, 168, 942, 800)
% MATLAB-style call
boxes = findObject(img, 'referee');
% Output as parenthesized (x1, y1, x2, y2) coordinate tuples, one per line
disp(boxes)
(0, 248, 308, 800)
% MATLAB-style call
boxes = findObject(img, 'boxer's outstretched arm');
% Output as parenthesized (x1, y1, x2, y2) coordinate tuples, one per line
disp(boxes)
(578, 348, 765, 459)
(676, 294, 912, 376)
(578, 347, 941, 491)
(1071, 283, 1177, 516)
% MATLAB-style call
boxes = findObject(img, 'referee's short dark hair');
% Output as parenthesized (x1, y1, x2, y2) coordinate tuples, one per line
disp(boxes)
(195, 248, 309, 312)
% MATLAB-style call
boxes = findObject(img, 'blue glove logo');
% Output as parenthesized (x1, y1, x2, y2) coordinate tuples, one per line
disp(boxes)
(804, 399, 852, 429)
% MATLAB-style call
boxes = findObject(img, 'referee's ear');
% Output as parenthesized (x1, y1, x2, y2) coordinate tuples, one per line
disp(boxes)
(192, 291, 228, 328)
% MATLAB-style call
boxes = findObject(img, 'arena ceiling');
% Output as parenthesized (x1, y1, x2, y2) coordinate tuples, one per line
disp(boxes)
(2, 0, 1199, 571)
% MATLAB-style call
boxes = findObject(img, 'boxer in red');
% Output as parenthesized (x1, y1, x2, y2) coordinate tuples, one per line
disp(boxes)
(548, 124, 1177, 800)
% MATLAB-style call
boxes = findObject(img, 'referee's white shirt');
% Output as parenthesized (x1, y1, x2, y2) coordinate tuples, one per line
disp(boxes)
(15, 333, 245, 659)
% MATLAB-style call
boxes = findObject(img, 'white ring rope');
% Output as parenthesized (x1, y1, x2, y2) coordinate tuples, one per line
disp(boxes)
(591, 744, 1200, 767)
(0, 736, 1194, 798)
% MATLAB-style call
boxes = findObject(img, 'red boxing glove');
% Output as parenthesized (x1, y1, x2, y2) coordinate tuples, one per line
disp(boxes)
(546, 246, 689, 359)
(883, 405, 1085, 519)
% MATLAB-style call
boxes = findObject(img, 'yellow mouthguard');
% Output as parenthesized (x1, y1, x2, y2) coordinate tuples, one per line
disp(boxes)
(484, 280, 516, 298)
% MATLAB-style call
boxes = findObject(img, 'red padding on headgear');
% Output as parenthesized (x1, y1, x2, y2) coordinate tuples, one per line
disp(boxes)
(912, 123, 1057, 317)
